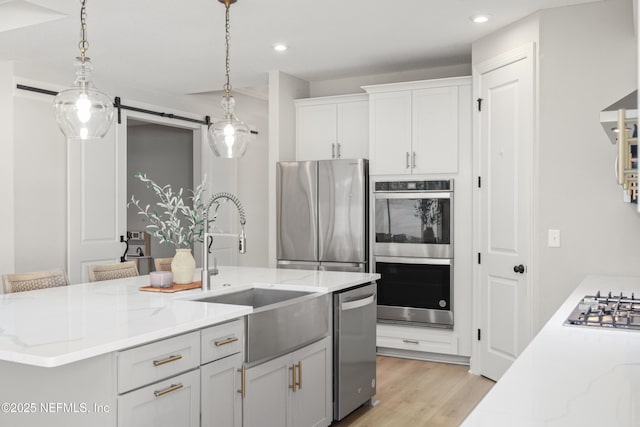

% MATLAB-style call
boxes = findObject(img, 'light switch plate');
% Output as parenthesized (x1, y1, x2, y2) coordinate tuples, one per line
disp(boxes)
(548, 229, 561, 248)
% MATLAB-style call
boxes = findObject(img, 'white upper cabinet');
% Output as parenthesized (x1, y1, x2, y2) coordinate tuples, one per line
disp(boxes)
(364, 77, 470, 176)
(368, 91, 412, 175)
(295, 94, 369, 161)
(412, 86, 458, 174)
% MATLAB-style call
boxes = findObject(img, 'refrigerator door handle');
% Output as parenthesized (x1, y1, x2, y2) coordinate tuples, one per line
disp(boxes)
(341, 293, 376, 311)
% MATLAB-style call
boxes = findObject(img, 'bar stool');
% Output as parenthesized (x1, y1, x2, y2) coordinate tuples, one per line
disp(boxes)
(88, 261, 139, 282)
(2, 269, 69, 294)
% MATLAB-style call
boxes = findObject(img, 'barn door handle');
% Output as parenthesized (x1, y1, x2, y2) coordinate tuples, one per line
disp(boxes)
(513, 264, 525, 274)
(120, 233, 131, 262)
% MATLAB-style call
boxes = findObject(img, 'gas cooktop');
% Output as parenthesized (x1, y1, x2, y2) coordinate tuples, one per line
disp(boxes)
(565, 291, 640, 330)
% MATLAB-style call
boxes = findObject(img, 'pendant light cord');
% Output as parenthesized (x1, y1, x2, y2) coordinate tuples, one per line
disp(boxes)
(79, 0, 89, 61)
(223, 0, 232, 98)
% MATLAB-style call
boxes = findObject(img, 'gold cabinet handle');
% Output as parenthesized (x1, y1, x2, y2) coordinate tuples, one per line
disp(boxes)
(297, 361, 302, 390)
(152, 354, 182, 366)
(214, 336, 239, 347)
(402, 339, 419, 344)
(289, 364, 297, 392)
(618, 109, 626, 186)
(154, 383, 183, 397)
(237, 364, 246, 398)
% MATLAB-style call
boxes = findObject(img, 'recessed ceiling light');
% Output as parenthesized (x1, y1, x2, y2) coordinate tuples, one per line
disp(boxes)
(273, 44, 288, 52)
(471, 15, 490, 24)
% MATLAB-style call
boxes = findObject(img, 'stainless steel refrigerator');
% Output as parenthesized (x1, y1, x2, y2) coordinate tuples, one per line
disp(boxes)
(276, 159, 369, 272)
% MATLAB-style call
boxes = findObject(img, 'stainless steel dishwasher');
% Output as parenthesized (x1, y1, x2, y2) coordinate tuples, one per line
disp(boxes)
(333, 282, 377, 421)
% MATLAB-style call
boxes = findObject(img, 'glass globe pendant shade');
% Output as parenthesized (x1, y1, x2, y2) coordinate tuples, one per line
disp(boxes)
(53, 58, 114, 140)
(208, 95, 250, 158)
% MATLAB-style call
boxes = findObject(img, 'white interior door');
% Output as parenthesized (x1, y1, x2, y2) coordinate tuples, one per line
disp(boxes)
(68, 119, 126, 283)
(475, 44, 535, 381)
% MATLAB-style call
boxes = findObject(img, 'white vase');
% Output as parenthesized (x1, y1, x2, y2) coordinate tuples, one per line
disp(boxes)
(171, 248, 196, 284)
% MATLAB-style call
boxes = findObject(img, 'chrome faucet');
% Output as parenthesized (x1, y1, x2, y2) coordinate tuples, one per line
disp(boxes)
(201, 192, 246, 290)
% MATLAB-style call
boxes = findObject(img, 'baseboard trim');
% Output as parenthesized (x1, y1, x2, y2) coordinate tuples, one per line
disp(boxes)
(376, 347, 470, 366)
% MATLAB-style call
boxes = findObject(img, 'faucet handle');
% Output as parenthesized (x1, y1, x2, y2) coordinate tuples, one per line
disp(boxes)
(211, 256, 219, 276)
(239, 228, 246, 254)
(207, 234, 214, 254)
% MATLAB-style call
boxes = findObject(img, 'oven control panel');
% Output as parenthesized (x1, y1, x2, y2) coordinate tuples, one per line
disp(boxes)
(375, 180, 452, 192)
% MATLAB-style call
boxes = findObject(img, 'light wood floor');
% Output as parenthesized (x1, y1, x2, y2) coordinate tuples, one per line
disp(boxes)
(331, 356, 494, 427)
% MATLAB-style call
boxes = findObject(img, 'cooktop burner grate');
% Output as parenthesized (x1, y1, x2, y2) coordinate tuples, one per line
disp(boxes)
(564, 291, 640, 330)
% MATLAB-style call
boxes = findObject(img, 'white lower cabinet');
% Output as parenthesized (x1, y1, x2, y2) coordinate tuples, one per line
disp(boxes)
(201, 352, 243, 427)
(243, 336, 332, 427)
(117, 319, 245, 427)
(117, 369, 200, 427)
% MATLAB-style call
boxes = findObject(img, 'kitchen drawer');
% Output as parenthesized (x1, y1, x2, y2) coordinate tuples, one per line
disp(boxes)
(201, 319, 244, 364)
(118, 331, 200, 394)
(376, 323, 458, 355)
(118, 368, 200, 427)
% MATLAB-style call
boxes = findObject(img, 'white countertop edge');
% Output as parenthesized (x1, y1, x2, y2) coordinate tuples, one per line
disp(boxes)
(0, 266, 379, 368)
(0, 306, 252, 368)
(461, 274, 640, 426)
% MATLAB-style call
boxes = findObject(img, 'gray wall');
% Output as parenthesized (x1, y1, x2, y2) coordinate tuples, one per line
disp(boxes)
(127, 123, 194, 262)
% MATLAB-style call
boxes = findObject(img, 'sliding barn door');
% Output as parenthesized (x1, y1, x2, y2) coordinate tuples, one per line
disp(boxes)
(68, 119, 126, 283)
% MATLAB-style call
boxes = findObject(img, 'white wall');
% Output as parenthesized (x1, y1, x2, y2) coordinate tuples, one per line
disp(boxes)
(127, 123, 194, 262)
(268, 71, 310, 266)
(473, 0, 640, 332)
(535, 0, 640, 329)
(0, 62, 14, 277)
(234, 94, 269, 267)
(13, 89, 67, 273)
(310, 63, 472, 97)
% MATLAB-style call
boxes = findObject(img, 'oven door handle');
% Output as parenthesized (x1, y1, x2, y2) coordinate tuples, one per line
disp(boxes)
(375, 256, 452, 265)
(341, 293, 376, 311)
(373, 192, 451, 199)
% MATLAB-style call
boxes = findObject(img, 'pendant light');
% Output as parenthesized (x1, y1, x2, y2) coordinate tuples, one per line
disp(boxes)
(53, 0, 114, 140)
(208, 0, 250, 158)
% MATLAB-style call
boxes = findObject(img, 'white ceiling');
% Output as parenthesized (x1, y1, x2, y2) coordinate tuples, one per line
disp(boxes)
(0, 0, 600, 98)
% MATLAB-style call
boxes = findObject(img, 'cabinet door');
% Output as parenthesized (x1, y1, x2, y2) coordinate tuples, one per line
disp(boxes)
(244, 353, 291, 427)
(412, 86, 459, 174)
(118, 369, 200, 427)
(291, 337, 332, 427)
(201, 353, 243, 427)
(296, 103, 337, 161)
(369, 91, 412, 175)
(337, 100, 369, 159)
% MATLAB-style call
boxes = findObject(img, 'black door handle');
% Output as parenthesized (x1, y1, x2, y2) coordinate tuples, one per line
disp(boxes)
(513, 264, 525, 274)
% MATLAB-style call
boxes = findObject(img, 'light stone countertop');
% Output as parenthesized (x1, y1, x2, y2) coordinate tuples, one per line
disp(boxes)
(0, 266, 379, 368)
(462, 275, 640, 427)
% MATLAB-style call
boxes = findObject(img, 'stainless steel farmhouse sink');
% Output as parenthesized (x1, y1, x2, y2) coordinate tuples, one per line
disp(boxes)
(192, 287, 331, 364)
(194, 287, 314, 309)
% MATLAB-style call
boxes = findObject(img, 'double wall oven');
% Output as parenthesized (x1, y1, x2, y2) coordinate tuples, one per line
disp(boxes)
(374, 180, 454, 328)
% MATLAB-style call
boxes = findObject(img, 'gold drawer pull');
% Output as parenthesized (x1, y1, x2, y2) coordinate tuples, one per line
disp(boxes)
(153, 354, 182, 366)
(402, 339, 419, 344)
(214, 337, 239, 347)
(154, 383, 183, 397)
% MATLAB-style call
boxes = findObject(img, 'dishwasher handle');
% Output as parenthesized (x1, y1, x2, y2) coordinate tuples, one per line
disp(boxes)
(341, 293, 376, 311)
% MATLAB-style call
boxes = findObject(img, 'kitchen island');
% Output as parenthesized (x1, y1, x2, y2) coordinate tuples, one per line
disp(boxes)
(462, 275, 640, 427)
(0, 266, 379, 427)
